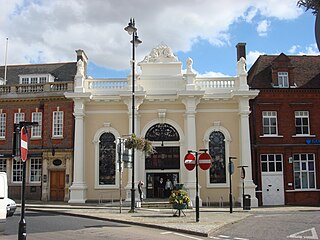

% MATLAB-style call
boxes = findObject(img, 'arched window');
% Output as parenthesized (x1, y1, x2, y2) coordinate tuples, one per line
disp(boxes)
(99, 132, 116, 185)
(145, 123, 180, 170)
(209, 131, 226, 184)
(145, 123, 179, 142)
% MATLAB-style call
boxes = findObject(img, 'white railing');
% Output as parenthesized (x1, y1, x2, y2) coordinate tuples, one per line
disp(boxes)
(83, 76, 237, 94)
(86, 79, 128, 91)
(195, 77, 236, 89)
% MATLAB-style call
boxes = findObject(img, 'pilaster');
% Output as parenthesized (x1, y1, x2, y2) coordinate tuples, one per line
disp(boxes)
(182, 96, 202, 206)
(68, 98, 87, 203)
(238, 98, 258, 207)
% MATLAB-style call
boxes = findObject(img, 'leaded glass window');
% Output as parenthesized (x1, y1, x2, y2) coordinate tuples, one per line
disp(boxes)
(145, 123, 180, 170)
(99, 132, 116, 185)
(145, 123, 179, 142)
(209, 131, 226, 184)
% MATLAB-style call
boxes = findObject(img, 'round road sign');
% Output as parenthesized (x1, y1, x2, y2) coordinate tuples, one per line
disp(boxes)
(20, 127, 28, 161)
(198, 152, 212, 170)
(184, 153, 196, 171)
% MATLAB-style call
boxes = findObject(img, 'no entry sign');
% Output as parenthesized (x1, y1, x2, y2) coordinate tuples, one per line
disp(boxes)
(20, 127, 28, 161)
(198, 152, 212, 170)
(184, 153, 196, 171)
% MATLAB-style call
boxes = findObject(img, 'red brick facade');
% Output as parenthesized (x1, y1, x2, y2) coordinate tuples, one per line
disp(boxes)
(248, 54, 320, 206)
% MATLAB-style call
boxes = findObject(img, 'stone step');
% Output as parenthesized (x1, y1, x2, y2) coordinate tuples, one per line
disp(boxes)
(141, 200, 172, 209)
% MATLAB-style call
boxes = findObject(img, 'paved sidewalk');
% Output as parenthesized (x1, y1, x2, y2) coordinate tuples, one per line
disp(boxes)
(24, 202, 320, 237)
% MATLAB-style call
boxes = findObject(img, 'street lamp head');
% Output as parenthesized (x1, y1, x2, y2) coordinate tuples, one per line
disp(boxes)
(124, 18, 137, 35)
(130, 34, 142, 47)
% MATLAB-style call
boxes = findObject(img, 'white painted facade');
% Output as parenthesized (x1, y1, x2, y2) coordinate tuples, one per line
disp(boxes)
(66, 44, 259, 207)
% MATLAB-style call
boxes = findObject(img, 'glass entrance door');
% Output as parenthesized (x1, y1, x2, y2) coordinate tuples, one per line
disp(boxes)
(146, 173, 179, 198)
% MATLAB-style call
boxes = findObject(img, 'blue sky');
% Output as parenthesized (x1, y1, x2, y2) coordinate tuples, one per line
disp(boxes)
(1, 0, 319, 79)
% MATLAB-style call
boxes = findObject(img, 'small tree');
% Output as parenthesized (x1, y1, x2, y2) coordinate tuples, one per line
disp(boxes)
(297, 0, 320, 14)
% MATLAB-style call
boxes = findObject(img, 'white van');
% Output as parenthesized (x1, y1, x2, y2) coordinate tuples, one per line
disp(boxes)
(0, 172, 8, 233)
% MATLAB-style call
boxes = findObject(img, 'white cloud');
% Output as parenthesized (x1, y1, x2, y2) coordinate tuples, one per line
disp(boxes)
(288, 45, 300, 54)
(287, 44, 320, 55)
(256, 20, 271, 36)
(197, 71, 230, 78)
(0, 0, 304, 73)
(246, 50, 266, 67)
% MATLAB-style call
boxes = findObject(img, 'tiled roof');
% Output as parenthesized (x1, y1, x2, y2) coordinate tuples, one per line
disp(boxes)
(247, 54, 320, 89)
(0, 62, 77, 85)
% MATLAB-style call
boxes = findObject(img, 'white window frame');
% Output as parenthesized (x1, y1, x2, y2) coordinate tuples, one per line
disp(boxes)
(14, 112, 25, 124)
(293, 153, 316, 190)
(278, 72, 289, 88)
(52, 111, 63, 137)
(260, 154, 283, 172)
(262, 111, 278, 136)
(0, 113, 6, 139)
(0, 159, 6, 172)
(19, 74, 54, 84)
(21, 77, 29, 84)
(295, 111, 310, 135)
(29, 158, 42, 183)
(31, 112, 42, 138)
(12, 159, 23, 183)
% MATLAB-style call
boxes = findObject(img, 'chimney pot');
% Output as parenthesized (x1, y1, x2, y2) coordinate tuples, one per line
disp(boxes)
(236, 43, 246, 61)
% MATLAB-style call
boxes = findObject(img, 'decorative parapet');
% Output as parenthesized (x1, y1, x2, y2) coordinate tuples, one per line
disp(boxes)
(86, 78, 129, 91)
(195, 77, 236, 89)
(0, 82, 74, 95)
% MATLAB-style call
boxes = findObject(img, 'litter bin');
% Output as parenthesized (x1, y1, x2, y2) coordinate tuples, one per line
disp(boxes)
(243, 194, 251, 210)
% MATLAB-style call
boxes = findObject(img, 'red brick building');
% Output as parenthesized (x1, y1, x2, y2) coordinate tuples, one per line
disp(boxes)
(0, 50, 87, 201)
(248, 53, 320, 206)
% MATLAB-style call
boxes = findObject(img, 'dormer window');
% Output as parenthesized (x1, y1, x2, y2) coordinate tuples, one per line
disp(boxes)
(19, 74, 55, 84)
(278, 72, 289, 88)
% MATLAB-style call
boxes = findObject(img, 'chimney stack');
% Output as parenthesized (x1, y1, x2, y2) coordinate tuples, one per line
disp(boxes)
(76, 49, 88, 77)
(236, 43, 246, 61)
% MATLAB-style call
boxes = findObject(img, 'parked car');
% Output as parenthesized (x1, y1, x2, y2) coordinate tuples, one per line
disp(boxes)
(5, 198, 16, 217)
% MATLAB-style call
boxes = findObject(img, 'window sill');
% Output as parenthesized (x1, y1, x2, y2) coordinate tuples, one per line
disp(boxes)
(206, 183, 228, 188)
(286, 189, 319, 192)
(52, 136, 64, 140)
(260, 135, 283, 138)
(30, 137, 42, 140)
(0, 137, 5, 141)
(292, 134, 315, 138)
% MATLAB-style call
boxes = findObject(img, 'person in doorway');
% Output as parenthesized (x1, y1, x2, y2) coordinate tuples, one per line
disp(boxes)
(165, 179, 173, 197)
(138, 181, 144, 202)
(158, 177, 165, 198)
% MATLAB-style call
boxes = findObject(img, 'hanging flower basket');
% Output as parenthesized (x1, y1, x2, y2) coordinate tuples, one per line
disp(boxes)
(125, 134, 155, 156)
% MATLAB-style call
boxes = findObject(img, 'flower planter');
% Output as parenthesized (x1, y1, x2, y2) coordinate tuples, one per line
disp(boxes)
(173, 203, 187, 210)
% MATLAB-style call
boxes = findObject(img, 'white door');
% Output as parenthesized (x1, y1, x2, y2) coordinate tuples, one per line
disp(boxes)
(262, 173, 284, 205)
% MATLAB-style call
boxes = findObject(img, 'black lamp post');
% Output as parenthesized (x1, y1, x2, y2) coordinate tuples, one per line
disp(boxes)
(124, 18, 142, 213)
(228, 156, 237, 213)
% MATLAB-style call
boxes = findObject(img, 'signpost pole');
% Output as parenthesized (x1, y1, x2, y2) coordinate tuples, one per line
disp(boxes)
(18, 126, 27, 240)
(195, 151, 199, 222)
(15, 122, 37, 240)
(238, 165, 248, 210)
(18, 161, 26, 240)
(184, 149, 212, 223)
(228, 157, 237, 214)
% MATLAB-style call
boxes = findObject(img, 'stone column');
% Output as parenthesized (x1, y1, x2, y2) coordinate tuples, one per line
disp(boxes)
(238, 98, 258, 207)
(182, 96, 201, 206)
(68, 98, 87, 203)
(123, 97, 143, 202)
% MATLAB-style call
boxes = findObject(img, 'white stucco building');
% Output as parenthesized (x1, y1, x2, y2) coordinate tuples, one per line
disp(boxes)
(65, 44, 259, 207)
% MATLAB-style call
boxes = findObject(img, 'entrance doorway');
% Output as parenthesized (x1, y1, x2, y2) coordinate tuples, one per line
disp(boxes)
(50, 170, 65, 201)
(146, 172, 179, 198)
